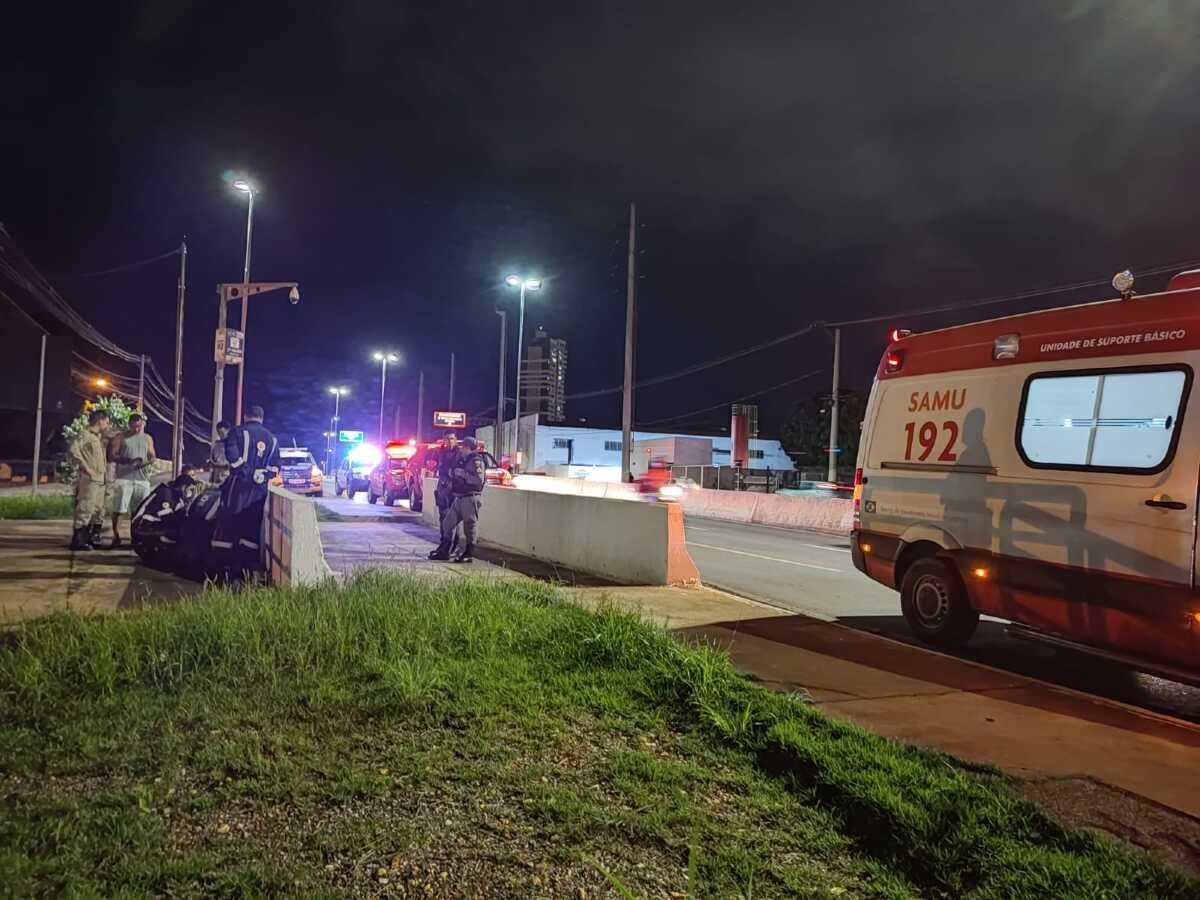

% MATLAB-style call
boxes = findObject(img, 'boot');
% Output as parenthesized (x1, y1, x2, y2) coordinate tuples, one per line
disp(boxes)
(69, 527, 95, 551)
(90, 523, 103, 546)
(427, 540, 452, 561)
(452, 542, 475, 564)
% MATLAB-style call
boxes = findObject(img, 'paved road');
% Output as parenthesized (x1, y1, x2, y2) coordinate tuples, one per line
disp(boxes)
(683, 516, 1200, 724)
(316, 483, 418, 519)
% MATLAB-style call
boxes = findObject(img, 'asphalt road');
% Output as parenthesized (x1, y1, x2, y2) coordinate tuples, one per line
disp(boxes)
(683, 516, 1200, 724)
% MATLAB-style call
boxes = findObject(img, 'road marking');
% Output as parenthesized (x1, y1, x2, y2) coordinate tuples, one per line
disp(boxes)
(803, 543, 851, 554)
(686, 541, 843, 572)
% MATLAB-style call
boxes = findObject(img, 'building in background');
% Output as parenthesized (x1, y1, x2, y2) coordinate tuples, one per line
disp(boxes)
(519, 327, 567, 422)
(477, 414, 795, 480)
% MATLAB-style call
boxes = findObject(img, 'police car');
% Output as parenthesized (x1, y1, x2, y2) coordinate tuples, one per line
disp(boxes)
(271, 447, 323, 496)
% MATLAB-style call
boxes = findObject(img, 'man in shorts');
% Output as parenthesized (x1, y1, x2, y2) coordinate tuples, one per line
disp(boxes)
(108, 413, 156, 549)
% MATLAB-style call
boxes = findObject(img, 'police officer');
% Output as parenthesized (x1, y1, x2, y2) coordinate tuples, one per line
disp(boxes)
(68, 408, 110, 550)
(440, 436, 486, 563)
(427, 433, 461, 560)
(212, 405, 279, 574)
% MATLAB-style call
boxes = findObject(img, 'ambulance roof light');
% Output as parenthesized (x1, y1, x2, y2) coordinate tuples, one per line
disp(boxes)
(889, 328, 912, 342)
(1113, 269, 1135, 299)
(884, 350, 904, 374)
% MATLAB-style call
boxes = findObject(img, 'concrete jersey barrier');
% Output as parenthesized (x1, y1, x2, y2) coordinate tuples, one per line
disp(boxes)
(677, 486, 853, 535)
(422, 477, 699, 585)
(265, 484, 335, 586)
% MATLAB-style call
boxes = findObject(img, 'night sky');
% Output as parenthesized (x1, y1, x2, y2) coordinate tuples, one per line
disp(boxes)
(5, 2, 1200, 455)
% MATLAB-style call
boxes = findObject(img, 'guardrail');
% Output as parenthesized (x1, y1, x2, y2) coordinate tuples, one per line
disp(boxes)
(264, 484, 334, 586)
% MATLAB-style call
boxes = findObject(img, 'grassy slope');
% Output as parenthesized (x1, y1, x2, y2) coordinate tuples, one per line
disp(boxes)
(0, 494, 74, 519)
(0, 572, 1193, 898)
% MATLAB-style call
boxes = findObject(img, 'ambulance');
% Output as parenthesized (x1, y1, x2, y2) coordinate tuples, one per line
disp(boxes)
(851, 268, 1200, 685)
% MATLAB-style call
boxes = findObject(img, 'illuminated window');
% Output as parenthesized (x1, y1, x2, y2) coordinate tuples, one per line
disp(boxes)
(1019, 367, 1188, 472)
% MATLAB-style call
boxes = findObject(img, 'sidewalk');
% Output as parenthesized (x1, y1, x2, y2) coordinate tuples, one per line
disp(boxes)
(0, 520, 199, 625)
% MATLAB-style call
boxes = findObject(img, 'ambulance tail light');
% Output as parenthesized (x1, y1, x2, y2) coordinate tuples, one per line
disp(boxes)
(852, 467, 864, 526)
(884, 351, 904, 374)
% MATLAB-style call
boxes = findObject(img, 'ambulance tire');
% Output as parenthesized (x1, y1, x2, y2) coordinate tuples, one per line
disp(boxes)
(900, 556, 979, 647)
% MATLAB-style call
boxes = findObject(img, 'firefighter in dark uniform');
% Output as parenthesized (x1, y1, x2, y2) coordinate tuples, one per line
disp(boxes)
(440, 436, 486, 563)
(427, 433, 461, 559)
(212, 404, 279, 573)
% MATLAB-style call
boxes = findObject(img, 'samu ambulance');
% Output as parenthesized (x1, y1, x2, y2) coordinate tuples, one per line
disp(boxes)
(851, 268, 1200, 685)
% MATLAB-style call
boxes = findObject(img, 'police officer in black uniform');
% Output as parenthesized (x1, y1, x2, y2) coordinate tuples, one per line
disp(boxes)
(427, 434, 461, 560)
(441, 436, 487, 563)
(212, 404, 279, 573)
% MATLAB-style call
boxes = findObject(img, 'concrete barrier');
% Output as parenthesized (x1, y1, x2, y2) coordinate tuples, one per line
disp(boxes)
(422, 477, 698, 585)
(678, 487, 852, 535)
(265, 485, 335, 586)
(510, 474, 641, 501)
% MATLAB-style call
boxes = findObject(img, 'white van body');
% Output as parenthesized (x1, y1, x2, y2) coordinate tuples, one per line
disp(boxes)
(851, 270, 1200, 681)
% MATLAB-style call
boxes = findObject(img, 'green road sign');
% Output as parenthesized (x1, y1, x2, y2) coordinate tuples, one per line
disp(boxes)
(338, 430, 364, 444)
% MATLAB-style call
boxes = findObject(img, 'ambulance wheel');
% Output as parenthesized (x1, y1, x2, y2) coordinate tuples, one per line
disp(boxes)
(900, 557, 979, 646)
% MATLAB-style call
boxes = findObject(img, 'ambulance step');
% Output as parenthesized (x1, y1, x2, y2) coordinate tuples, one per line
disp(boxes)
(1005, 624, 1200, 689)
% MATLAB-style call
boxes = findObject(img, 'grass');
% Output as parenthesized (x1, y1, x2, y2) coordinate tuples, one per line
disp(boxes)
(0, 571, 1194, 898)
(313, 502, 346, 522)
(0, 493, 74, 519)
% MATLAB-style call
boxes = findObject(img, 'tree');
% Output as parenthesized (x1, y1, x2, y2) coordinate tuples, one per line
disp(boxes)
(60, 394, 133, 484)
(780, 389, 867, 472)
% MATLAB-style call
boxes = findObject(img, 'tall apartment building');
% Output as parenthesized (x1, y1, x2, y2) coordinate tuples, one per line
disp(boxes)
(519, 327, 568, 422)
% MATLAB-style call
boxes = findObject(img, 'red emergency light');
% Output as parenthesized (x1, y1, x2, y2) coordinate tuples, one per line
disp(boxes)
(884, 350, 905, 374)
(889, 328, 912, 342)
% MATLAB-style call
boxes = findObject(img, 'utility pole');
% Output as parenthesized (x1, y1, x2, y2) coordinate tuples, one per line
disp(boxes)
(172, 240, 187, 476)
(416, 370, 425, 443)
(495, 308, 506, 460)
(621, 202, 637, 483)
(31, 334, 47, 493)
(212, 284, 227, 441)
(448, 352, 456, 409)
(137, 354, 146, 413)
(827, 326, 841, 484)
(234, 185, 255, 425)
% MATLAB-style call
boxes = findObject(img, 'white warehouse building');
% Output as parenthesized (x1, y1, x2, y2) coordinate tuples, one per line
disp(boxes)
(474, 414, 795, 479)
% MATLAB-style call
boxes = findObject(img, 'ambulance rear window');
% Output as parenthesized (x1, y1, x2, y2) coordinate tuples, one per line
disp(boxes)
(1017, 365, 1189, 473)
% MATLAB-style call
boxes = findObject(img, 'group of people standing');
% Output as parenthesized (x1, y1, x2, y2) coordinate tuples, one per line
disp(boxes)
(427, 434, 487, 563)
(68, 404, 279, 576)
(68, 409, 157, 551)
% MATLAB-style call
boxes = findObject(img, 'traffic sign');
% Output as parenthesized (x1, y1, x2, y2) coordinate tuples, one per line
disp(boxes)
(432, 410, 466, 428)
(214, 328, 244, 364)
(338, 430, 364, 444)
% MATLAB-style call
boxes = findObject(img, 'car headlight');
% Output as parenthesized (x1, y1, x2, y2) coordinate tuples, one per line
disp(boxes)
(310, 465, 322, 479)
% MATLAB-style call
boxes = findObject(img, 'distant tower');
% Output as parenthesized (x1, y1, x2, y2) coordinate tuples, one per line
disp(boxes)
(519, 326, 568, 422)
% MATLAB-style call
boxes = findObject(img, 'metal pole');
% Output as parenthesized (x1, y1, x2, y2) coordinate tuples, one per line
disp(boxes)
(448, 352, 456, 409)
(172, 240, 187, 476)
(378, 358, 388, 443)
(137, 354, 145, 413)
(31, 334, 46, 493)
(235, 188, 255, 425)
(212, 287, 226, 442)
(416, 370, 425, 443)
(329, 390, 341, 474)
(621, 202, 637, 483)
(495, 308, 506, 461)
(827, 327, 841, 483)
(513, 283, 527, 471)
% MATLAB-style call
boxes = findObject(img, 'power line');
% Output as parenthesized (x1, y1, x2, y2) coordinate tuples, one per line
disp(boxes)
(637, 369, 824, 429)
(65, 247, 182, 279)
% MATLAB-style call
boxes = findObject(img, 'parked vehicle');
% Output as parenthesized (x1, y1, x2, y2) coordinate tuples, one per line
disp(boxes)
(850, 268, 1200, 685)
(368, 441, 419, 506)
(272, 447, 323, 496)
(334, 444, 380, 499)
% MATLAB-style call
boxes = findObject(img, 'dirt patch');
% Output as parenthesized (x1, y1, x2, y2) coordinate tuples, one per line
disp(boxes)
(1016, 776, 1200, 878)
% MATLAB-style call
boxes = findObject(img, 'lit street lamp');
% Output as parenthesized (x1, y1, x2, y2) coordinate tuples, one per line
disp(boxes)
(504, 274, 541, 471)
(232, 178, 256, 425)
(327, 386, 349, 474)
(372, 352, 400, 443)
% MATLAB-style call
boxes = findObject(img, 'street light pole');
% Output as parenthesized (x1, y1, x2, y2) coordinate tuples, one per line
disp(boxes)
(495, 307, 506, 460)
(373, 352, 399, 444)
(505, 274, 541, 472)
(621, 202, 637, 483)
(171, 239, 187, 476)
(234, 182, 255, 425)
(327, 387, 346, 474)
(416, 370, 425, 443)
(827, 326, 841, 484)
(31, 334, 46, 493)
